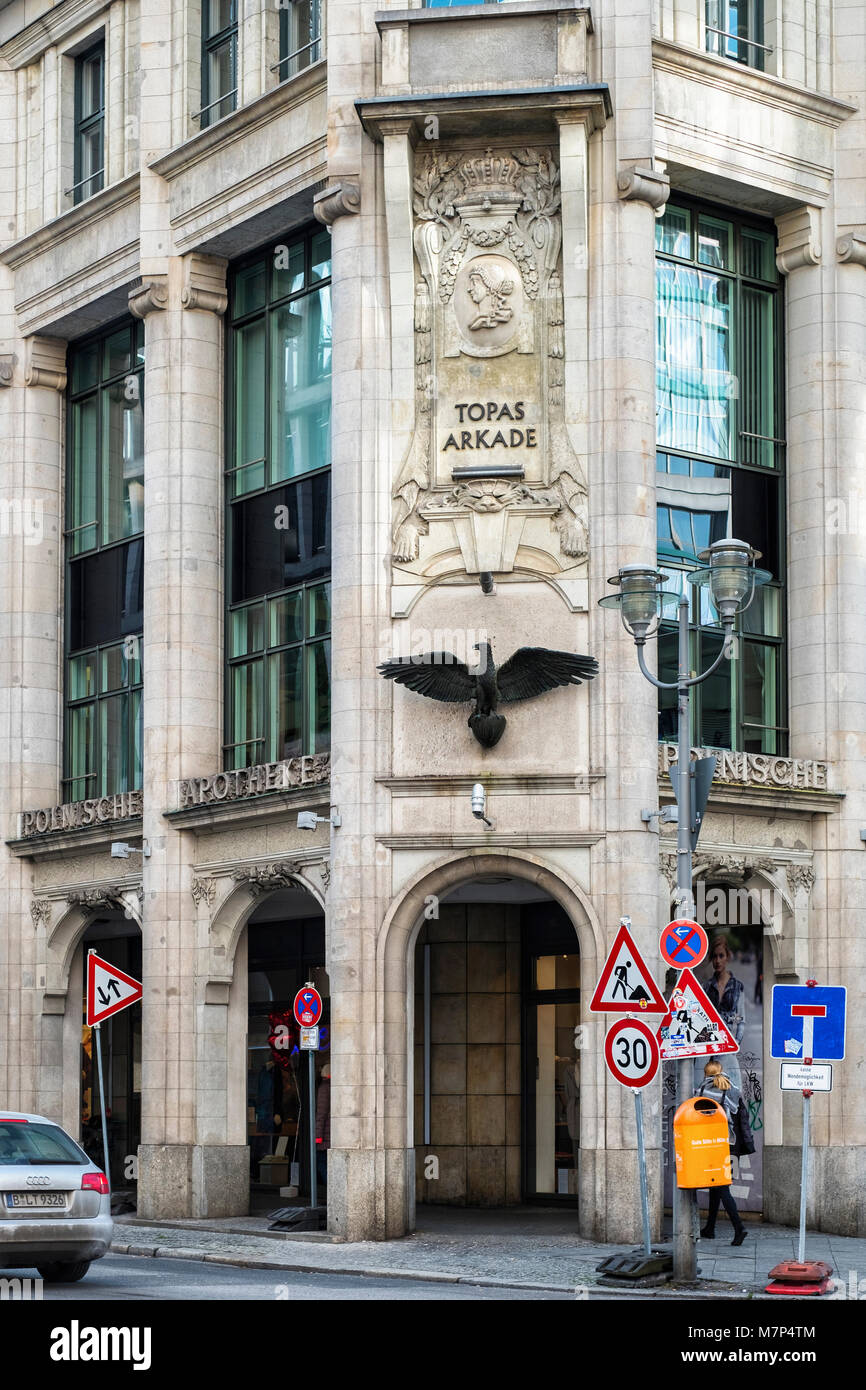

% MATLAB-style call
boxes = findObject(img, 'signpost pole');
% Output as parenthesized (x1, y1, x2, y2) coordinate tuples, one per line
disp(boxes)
(673, 594, 697, 1282)
(798, 1091, 810, 1265)
(93, 1022, 111, 1196)
(634, 1088, 651, 1258)
(308, 1049, 318, 1211)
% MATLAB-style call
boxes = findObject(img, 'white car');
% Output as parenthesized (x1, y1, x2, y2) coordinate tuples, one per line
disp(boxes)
(0, 1112, 113, 1282)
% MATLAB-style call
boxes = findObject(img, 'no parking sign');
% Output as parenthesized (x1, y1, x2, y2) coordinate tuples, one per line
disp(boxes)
(293, 984, 323, 1028)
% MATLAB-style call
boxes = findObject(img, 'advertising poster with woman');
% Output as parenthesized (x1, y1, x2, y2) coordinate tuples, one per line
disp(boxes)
(662, 924, 764, 1214)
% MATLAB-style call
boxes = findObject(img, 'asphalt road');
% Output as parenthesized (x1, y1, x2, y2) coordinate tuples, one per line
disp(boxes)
(20, 1254, 574, 1300)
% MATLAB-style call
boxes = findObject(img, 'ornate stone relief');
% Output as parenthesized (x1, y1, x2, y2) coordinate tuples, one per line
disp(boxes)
(392, 147, 588, 574)
(786, 864, 816, 897)
(30, 899, 52, 928)
(0, 355, 14, 386)
(191, 876, 217, 908)
(66, 885, 126, 910)
(318, 861, 330, 893)
(128, 278, 169, 319)
(837, 231, 866, 267)
(692, 852, 779, 883)
(231, 860, 302, 896)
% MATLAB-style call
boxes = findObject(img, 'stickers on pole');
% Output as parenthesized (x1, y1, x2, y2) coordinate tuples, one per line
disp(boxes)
(604, 1018, 660, 1089)
(656, 968, 739, 1060)
(86, 952, 143, 1027)
(589, 921, 668, 1015)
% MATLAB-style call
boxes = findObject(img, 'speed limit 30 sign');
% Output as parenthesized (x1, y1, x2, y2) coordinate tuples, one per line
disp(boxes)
(604, 1017, 660, 1089)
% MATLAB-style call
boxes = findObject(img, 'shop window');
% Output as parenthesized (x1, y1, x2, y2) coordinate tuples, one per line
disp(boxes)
(65, 321, 145, 801)
(705, 0, 769, 71)
(225, 229, 331, 770)
(655, 201, 786, 755)
(72, 41, 105, 204)
(200, 0, 238, 128)
(277, 0, 322, 82)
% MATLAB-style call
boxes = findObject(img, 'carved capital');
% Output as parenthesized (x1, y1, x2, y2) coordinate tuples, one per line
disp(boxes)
(659, 853, 678, 891)
(775, 206, 822, 274)
(30, 898, 52, 928)
(191, 876, 217, 908)
(617, 165, 670, 210)
(129, 277, 169, 319)
(313, 181, 361, 225)
(0, 354, 14, 387)
(24, 337, 67, 391)
(786, 863, 816, 898)
(836, 231, 866, 267)
(181, 255, 228, 315)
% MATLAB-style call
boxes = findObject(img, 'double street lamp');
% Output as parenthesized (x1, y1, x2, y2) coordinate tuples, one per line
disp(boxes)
(599, 538, 771, 1281)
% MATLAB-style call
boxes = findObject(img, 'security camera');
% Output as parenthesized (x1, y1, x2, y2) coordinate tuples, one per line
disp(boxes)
(297, 811, 318, 831)
(110, 842, 131, 859)
(471, 783, 493, 830)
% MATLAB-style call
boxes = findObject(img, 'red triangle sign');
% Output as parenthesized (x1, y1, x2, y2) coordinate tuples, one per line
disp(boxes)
(656, 968, 739, 1059)
(86, 952, 143, 1027)
(589, 922, 667, 1015)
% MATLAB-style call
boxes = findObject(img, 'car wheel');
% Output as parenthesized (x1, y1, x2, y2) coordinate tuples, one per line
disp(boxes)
(37, 1261, 91, 1283)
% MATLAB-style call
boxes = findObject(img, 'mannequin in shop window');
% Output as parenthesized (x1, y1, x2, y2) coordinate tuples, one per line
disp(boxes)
(256, 1058, 284, 1134)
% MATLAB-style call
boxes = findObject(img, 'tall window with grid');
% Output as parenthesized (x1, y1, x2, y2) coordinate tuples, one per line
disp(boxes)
(225, 229, 332, 771)
(65, 321, 145, 801)
(655, 200, 786, 755)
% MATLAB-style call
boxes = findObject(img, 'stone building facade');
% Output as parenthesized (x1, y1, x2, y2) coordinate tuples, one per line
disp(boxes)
(0, 0, 863, 1241)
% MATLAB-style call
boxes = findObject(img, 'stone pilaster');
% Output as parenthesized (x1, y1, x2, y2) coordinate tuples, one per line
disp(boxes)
(0, 336, 65, 1119)
(132, 254, 245, 1218)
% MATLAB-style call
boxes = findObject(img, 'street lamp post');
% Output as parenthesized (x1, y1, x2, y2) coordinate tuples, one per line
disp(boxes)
(599, 539, 771, 1282)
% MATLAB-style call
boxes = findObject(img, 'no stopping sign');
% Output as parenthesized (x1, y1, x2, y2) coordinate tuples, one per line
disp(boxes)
(604, 1017, 660, 1089)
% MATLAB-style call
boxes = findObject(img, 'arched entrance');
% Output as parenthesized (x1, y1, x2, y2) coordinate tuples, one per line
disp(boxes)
(414, 882, 581, 1207)
(78, 911, 143, 1202)
(375, 850, 603, 1235)
(240, 885, 329, 1213)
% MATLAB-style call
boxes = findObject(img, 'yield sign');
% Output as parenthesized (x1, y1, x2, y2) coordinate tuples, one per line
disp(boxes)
(589, 921, 667, 1015)
(657, 968, 739, 1060)
(86, 951, 143, 1027)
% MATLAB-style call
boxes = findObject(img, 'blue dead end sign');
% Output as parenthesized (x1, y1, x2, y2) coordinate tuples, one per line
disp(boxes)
(771, 984, 846, 1061)
(659, 918, 708, 970)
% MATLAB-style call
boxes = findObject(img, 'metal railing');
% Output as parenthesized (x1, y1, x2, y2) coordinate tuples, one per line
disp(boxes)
(190, 88, 238, 124)
(705, 26, 774, 55)
(64, 169, 105, 199)
(269, 36, 323, 77)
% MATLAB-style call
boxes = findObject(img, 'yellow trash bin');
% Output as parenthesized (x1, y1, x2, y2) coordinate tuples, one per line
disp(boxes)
(673, 1096, 732, 1189)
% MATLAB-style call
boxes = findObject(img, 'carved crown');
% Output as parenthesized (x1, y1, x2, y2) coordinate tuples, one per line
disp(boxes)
(455, 149, 520, 206)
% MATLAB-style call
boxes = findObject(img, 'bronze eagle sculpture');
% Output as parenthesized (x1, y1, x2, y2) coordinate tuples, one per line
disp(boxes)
(378, 641, 598, 748)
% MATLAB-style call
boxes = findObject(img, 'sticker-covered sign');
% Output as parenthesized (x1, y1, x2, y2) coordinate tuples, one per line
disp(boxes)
(657, 968, 739, 1060)
(589, 921, 668, 1015)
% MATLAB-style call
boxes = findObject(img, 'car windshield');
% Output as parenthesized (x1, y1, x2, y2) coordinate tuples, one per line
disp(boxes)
(0, 1122, 88, 1166)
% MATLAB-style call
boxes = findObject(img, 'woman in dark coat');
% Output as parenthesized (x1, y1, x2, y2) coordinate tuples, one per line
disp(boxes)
(315, 1063, 330, 1188)
(698, 1058, 747, 1246)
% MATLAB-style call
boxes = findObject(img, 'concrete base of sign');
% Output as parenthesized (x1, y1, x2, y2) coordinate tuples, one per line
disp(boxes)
(137, 1143, 249, 1220)
(766, 1260, 834, 1296)
(596, 1249, 674, 1280)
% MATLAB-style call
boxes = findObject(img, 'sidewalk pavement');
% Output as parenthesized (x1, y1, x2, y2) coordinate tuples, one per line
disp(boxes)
(112, 1206, 866, 1298)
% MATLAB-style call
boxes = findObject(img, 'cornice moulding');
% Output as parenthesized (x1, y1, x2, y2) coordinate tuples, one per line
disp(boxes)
(0, 0, 111, 68)
(148, 64, 327, 181)
(652, 38, 858, 127)
(357, 86, 612, 142)
(375, 1, 593, 30)
(0, 174, 140, 271)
